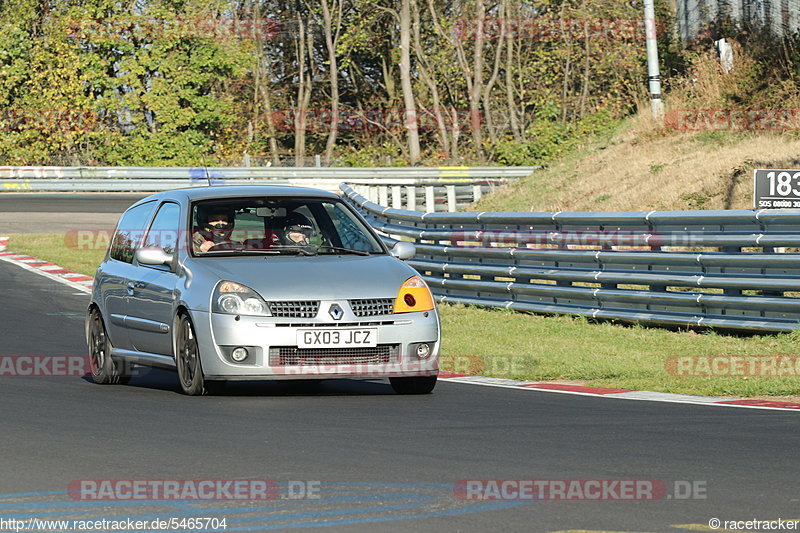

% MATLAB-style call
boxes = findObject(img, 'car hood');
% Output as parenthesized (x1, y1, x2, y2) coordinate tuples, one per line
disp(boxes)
(189, 254, 418, 300)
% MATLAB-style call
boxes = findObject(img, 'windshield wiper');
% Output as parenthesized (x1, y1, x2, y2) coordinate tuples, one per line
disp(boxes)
(201, 249, 279, 255)
(316, 245, 371, 256)
(275, 246, 318, 256)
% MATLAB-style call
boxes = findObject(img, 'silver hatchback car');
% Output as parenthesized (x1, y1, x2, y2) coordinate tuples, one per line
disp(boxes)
(85, 186, 440, 395)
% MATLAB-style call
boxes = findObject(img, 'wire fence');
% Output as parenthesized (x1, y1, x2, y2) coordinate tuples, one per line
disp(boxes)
(677, 0, 800, 41)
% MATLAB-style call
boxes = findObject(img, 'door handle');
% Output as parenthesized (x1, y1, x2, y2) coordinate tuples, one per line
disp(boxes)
(126, 282, 135, 295)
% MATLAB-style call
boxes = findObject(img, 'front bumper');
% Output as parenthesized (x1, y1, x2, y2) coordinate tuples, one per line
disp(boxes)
(193, 306, 440, 380)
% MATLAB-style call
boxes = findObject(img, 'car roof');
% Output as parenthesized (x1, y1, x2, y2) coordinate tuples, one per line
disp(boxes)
(130, 185, 340, 209)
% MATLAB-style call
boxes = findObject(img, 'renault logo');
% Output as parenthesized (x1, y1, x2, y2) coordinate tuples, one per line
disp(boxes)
(329, 303, 344, 320)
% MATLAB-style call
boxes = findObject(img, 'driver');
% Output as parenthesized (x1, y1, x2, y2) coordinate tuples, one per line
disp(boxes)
(282, 212, 316, 247)
(193, 205, 239, 252)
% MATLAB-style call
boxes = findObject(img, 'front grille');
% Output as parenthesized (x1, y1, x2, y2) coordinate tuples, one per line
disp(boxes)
(275, 321, 395, 328)
(349, 298, 394, 317)
(270, 344, 400, 366)
(268, 301, 319, 318)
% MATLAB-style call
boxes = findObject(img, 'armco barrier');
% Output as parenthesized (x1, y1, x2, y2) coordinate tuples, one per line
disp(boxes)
(346, 181, 507, 212)
(0, 166, 532, 196)
(341, 183, 800, 332)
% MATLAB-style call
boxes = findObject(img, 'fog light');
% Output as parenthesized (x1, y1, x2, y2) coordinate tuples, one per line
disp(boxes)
(416, 343, 431, 358)
(231, 347, 248, 362)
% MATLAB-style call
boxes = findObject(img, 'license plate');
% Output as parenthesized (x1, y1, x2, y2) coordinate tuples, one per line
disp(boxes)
(297, 328, 377, 348)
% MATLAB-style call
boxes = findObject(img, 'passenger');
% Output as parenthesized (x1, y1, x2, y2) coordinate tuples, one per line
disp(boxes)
(282, 213, 316, 247)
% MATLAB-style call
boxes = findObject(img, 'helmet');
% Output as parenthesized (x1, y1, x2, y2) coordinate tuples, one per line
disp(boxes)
(283, 212, 316, 245)
(197, 205, 235, 242)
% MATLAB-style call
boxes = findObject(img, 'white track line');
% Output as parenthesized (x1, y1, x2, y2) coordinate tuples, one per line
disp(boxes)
(0, 254, 92, 294)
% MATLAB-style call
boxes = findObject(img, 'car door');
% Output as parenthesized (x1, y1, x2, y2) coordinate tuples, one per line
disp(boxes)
(100, 200, 158, 351)
(126, 201, 182, 356)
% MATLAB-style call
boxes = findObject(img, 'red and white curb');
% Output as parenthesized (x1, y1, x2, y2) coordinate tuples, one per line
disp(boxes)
(0, 249, 93, 294)
(437, 373, 800, 412)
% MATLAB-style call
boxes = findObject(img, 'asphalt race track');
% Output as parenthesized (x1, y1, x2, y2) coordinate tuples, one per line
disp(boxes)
(0, 194, 146, 233)
(2, 259, 800, 533)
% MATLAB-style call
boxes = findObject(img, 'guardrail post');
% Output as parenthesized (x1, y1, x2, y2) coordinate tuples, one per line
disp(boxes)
(368, 187, 378, 204)
(759, 247, 784, 299)
(446, 185, 456, 212)
(379, 186, 389, 206)
(405, 186, 416, 211)
(721, 246, 743, 297)
(391, 186, 402, 209)
(472, 184, 482, 203)
(425, 186, 435, 212)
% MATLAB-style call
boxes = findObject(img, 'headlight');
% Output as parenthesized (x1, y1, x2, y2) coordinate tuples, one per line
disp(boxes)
(212, 281, 271, 316)
(393, 276, 435, 313)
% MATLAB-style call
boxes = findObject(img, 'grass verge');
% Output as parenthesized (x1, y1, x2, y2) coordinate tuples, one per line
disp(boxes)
(440, 304, 800, 399)
(8, 232, 800, 399)
(7, 233, 105, 277)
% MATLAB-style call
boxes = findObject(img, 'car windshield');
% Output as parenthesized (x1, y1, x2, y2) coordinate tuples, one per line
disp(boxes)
(190, 197, 384, 256)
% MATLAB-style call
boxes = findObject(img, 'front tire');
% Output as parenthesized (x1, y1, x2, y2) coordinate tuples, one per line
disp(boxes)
(389, 376, 437, 395)
(87, 309, 130, 385)
(175, 313, 222, 395)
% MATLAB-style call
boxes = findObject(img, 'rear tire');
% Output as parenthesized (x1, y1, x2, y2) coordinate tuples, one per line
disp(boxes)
(87, 309, 131, 385)
(175, 313, 220, 395)
(389, 376, 437, 395)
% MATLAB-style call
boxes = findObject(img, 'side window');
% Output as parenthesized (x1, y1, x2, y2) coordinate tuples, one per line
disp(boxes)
(325, 203, 380, 252)
(110, 201, 157, 263)
(143, 203, 181, 257)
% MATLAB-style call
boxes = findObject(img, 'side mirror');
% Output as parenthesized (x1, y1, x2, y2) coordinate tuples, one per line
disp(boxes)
(136, 247, 174, 268)
(390, 241, 416, 260)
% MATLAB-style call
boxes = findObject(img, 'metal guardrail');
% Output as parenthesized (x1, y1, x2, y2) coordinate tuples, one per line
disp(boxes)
(0, 166, 534, 193)
(341, 183, 800, 333)
(346, 181, 508, 212)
